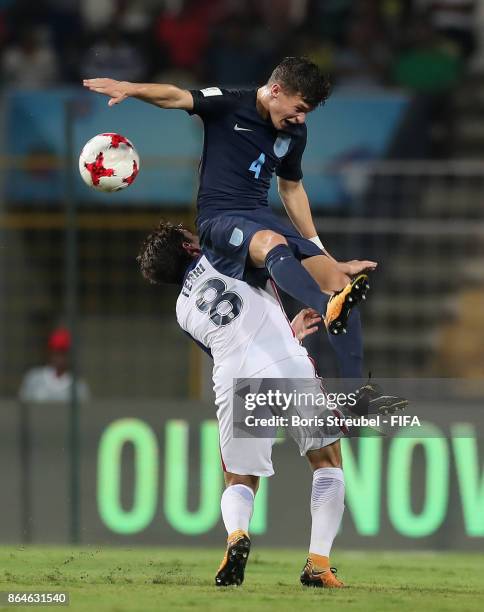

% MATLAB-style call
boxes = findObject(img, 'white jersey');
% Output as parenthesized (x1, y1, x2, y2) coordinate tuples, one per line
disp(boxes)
(18, 366, 91, 404)
(176, 255, 311, 397)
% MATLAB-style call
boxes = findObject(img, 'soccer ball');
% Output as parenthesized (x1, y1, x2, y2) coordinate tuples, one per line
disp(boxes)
(79, 133, 140, 192)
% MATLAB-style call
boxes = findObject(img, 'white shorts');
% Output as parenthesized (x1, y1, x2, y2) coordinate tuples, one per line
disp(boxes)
(215, 356, 341, 477)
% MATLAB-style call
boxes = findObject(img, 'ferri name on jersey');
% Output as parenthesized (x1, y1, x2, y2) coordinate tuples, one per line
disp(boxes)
(181, 261, 206, 298)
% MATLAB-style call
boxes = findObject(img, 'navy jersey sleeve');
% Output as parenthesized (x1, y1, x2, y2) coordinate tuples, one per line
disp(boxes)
(187, 87, 241, 120)
(276, 126, 307, 182)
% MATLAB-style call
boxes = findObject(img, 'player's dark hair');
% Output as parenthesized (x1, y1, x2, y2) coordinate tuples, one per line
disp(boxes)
(137, 221, 193, 285)
(268, 57, 331, 108)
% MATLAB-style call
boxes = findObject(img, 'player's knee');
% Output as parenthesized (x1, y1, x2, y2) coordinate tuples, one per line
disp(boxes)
(249, 230, 287, 267)
(310, 457, 342, 470)
(224, 473, 259, 494)
(306, 443, 342, 470)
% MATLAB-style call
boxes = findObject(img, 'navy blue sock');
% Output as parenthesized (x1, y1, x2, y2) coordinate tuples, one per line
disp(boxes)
(265, 245, 327, 315)
(325, 301, 364, 379)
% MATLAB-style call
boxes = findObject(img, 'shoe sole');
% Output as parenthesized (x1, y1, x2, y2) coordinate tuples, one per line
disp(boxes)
(327, 274, 370, 335)
(300, 572, 344, 588)
(215, 536, 251, 587)
(371, 397, 409, 415)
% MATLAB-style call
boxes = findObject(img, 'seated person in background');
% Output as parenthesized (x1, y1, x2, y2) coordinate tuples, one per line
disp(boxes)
(18, 327, 90, 404)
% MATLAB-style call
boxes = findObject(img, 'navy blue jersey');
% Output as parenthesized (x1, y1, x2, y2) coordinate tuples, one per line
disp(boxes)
(187, 87, 307, 222)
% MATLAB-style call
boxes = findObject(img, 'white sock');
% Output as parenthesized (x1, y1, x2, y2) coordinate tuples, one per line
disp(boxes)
(220, 484, 255, 536)
(309, 467, 345, 557)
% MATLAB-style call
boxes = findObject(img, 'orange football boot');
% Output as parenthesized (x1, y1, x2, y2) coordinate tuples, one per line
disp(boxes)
(215, 529, 251, 587)
(325, 274, 370, 335)
(300, 555, 345, 588)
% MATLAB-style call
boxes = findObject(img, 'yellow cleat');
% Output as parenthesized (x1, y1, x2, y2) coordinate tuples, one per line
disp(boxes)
(325, 274, 370, 335)
(300, 557, 345, 588)
(215, 529, 251, 587)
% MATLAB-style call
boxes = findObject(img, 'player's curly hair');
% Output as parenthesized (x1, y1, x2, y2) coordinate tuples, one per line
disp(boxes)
(137, 221, 193, 285)
(269, 57, 331, 108)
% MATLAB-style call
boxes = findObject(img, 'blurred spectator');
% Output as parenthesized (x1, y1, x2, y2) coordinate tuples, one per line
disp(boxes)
(392, 19, 461, 157)
(83, 26, 146, 82)
(43, 0, 82, 82)
(255, 0, 309, 33)
(332, 19, 391, 88)
(392, 20, 462, 93)
(304, 0, 353, 44)
(205, 16, 271, 86)
(0, 2, 11, 46)
(112, 1, 160, 80)
(81, 0, 117, 32)
(3, 0, 50, 32)
(0, 0, 476, 92)
(81, 0, 160, 33)
(18, 328, 90, 404)
(292, 28, 333, 75)
(153, 0, 224, 77)
(416, 0, 476, 59)
(1, 27, 59, 88)
(45, 0, 81, 41)
(112, 0, 152, 37)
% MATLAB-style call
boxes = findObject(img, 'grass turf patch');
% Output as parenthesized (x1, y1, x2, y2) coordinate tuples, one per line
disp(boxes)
(0, 547, 483, 612)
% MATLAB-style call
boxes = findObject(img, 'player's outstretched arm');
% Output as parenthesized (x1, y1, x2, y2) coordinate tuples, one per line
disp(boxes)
(82, 78, 194, 111)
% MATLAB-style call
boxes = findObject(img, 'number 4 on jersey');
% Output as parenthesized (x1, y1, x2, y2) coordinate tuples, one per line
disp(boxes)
(249, 153, 266, 179)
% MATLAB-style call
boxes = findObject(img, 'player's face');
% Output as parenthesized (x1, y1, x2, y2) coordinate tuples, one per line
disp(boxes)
(50, 350, 68, 373)
(269, 84, 312, 130)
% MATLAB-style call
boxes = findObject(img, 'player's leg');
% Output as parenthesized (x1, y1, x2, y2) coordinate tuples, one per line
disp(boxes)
(249, 230, 345, 319)
(314, 292, 408, 408)
(216, 472, 258, 587)
(215, 389, 274, 587)
(200, 214, 367, 333)
(253, 355, 346, 587)
(299, 253, 349, 294)
(220, 472, 258, 537)
(318, 292, 365, 380)
(250, 230, 349, 293)
(199, 216, 332, 313)
(301, 440, 346, 588)
(302, 255, 370, 336)
(250, 231, 369, 335)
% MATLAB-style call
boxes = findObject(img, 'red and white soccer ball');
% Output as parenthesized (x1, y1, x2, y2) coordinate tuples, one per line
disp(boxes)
(79, 133, 140, 192)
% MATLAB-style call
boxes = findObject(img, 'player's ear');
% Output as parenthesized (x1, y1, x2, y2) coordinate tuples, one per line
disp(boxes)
(270, 83, 281, 98)
(184, 242, 201, 257)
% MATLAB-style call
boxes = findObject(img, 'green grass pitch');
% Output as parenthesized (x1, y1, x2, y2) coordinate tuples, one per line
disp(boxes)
(1, 547, 483, 612)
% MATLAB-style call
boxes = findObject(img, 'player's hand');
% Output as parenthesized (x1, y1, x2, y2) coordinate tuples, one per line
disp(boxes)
(83, 78, 132, 106)
(339, 259, 378, 276)
(291, 308, 321, 342)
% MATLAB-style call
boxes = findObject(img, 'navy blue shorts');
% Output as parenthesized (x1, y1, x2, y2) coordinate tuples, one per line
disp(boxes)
(198, 208, 324, 281)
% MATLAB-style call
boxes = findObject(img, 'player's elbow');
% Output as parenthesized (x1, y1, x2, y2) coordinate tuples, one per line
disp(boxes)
(162, 86, 193, 110)
(277, 178, 302, 197)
